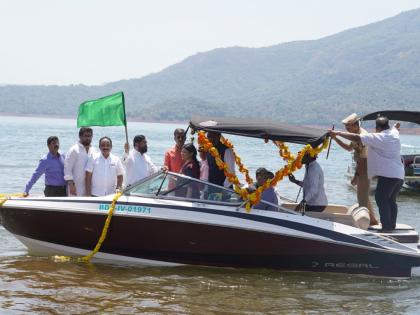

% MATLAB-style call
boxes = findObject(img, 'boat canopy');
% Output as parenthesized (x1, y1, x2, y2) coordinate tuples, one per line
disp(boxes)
(362, 110, 420, 125)
(189, 116, 328, 147)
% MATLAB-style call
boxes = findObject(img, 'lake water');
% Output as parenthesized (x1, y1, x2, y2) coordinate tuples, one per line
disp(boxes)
(1, 115, 420, 314)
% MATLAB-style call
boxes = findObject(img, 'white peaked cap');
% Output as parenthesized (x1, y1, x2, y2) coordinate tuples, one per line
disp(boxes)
(341, 113, 360, 125)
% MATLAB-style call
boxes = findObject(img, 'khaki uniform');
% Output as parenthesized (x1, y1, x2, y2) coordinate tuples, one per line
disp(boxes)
(351, 128, 378, 225)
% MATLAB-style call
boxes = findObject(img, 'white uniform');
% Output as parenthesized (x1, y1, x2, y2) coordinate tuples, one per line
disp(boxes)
(85, 152, 124, 196)
(123, 150, 158, 186)
(64, 142, 96, 196)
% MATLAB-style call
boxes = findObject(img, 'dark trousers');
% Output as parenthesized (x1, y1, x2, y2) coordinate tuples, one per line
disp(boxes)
(375, 176, 404, 230)
(306, 205, 326, 212)
(44, 185, 67, 197)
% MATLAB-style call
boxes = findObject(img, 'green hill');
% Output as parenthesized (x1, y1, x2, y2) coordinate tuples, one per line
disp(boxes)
(1, 8, 420, 124)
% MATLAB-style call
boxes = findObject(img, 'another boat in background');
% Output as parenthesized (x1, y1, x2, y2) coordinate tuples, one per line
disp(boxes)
(346, 154, 420, 194)
(403, 155, 420, 192)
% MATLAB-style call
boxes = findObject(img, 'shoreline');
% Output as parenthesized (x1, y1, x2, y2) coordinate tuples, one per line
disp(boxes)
(2, 113, 420, 135)
(0, 112, 188, 125)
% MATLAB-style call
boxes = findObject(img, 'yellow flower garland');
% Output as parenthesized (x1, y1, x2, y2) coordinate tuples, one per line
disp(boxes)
(220, 135, 254, 185)
(0, 193, 25, 206)
(274, 141, 295, 162)
(78, 191, 122, 263)
(53, 191, 123, 263)
(1, 192, 123, 264)
(198, 131, 329, 212)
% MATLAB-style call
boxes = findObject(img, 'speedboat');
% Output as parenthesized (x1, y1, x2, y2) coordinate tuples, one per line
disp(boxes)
(1, 170, 420, 278)
(403, 155, 420, 192)
(1, 116, 420, 278)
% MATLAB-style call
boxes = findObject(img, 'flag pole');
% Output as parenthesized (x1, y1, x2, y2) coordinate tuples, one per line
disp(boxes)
(124, 124, 129, 144)
(121, 92, 129, 145)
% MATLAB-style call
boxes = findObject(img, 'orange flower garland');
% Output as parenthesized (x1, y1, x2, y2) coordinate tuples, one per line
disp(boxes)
(197, 131, 329, 212)
(274, 141, 295, 162)
(220, 135, 253, 185)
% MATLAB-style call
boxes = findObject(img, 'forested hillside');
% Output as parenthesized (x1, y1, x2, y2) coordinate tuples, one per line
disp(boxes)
(1, 8, 420, 124)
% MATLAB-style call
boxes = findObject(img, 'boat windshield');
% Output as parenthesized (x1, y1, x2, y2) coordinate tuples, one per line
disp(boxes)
(124, 171, 243, 205)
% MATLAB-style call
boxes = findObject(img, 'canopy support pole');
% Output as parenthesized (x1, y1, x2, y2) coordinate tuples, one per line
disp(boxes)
(326, 124, 334, 159)
(184, 126, 190, 138)
(124, 124, 129, 145)
(295, 187, 302, 203)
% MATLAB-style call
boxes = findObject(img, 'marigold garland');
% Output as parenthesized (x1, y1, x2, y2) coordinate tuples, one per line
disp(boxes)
(0, 193, 25, 206)
(1, 191, 123, 263)
(197, 131, 329, 212)
(220, 135, 253, 185)
(79, 191, 122, 263)
(274, 141, 295, 162)
(53, 191, 123, 263)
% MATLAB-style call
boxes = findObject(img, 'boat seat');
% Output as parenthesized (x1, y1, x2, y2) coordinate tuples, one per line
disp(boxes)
(280, 202, 298, 211)
(322, 204, 348, 214)
(280, 203, 348, 214)
(280, 203, 370, 230)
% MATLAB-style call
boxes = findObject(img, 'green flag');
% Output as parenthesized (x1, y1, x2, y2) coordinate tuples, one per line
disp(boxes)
(77, 91, 126, 127)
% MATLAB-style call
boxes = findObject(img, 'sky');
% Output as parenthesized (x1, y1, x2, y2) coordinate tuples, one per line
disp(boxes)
(1, 0, 419, 86)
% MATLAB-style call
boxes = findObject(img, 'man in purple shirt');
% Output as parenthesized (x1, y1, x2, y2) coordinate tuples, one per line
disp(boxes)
(23, 136, 67, 197)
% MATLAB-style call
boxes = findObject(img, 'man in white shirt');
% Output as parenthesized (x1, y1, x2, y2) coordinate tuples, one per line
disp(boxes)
(288, 153, 328, 212)
(85, 137, 124, 197)
(123, 135, 158, 186)
(330, 116, 404, 232)
(64, 127, 95, 196)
